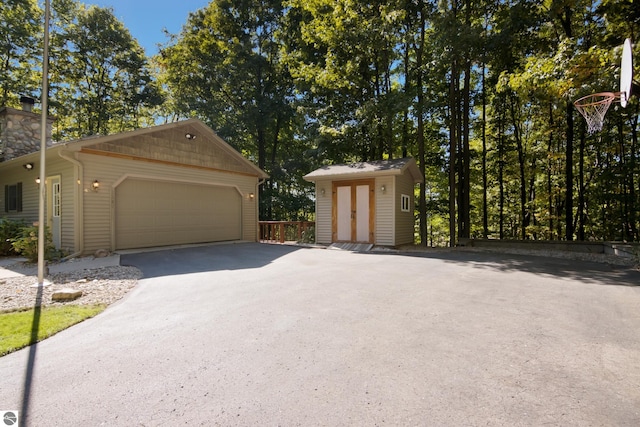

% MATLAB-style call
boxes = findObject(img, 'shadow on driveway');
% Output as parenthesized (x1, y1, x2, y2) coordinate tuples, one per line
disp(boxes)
(123, 241, 639, 287)
(120, 242, 303, 278)
(379, 248, 640, 287)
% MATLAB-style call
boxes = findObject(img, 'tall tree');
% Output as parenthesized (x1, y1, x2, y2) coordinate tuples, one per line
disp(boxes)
(0, 0, 41, 106)
(284, 0, 406, 162)
(160, 0, 297, 219)
(51, 4, 161, 139)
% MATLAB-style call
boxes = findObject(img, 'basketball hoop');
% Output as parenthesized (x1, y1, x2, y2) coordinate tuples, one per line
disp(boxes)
(573, 92, 616, 134)
(573, 38, 636, 134)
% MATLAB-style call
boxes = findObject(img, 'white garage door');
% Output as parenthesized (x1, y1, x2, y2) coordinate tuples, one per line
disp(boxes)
(115, 179, 241, 250)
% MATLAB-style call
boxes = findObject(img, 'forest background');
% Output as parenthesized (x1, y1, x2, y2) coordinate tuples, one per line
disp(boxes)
(2, 0, 638, 246)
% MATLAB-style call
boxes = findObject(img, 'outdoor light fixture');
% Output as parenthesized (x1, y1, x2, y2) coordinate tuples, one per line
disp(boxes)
(248, 192, 255, 200)
(23, 162, 34, 170)
(92, 180, 100, 191)
(185, 133, 196, 140)
(35, 177, 41, 185)
(320, 188, 326, 196)
(380, 185, 386, 193)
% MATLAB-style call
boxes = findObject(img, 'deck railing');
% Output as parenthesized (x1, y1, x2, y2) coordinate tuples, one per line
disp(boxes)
(259, 221, 315, 243)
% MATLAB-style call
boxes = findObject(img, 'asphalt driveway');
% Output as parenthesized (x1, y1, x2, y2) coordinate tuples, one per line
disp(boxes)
(1, 242, 639, 426)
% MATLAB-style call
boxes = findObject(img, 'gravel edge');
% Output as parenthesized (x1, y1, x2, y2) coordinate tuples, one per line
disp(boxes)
(1, 265, 143, 313)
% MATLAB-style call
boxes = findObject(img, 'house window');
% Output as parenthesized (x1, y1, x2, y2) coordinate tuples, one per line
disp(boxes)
(4, 182, 23, 212)
(401, 194, 410, 212)
(53, 182, 61, 217)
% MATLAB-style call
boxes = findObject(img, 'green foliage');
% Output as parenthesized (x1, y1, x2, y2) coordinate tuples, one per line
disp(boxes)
(50, 4, 163, 139)
(2, 0, 639, 244)
(1, 0, 162, 139)
(0, 218, 27, 256)
(0, 0, 41, 106)
(0, 305, 105, 356)
(10, 225, 58, 262)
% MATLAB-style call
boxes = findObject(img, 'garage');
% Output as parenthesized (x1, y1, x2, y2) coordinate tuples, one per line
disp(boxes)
(115, 179, 242, 250)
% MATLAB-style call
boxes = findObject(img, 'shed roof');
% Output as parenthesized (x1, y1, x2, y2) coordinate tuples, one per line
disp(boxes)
(304, 157, 423, 183)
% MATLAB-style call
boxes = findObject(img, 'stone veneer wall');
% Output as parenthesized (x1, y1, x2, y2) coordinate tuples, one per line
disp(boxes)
(0, 107, 54, 161)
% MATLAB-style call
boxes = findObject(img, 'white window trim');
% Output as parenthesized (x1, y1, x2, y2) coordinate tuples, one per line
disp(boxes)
(401, 194, 410, 212)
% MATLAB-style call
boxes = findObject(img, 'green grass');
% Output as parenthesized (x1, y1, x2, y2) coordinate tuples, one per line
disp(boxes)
(0, 305, 106, 357)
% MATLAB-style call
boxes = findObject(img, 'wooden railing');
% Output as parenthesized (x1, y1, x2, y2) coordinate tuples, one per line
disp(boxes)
(259, 221, 315, 243)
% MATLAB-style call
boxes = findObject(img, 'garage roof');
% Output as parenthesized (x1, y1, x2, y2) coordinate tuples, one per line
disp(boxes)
(304, 157, 423, 183)
(5, 119, 269, 179)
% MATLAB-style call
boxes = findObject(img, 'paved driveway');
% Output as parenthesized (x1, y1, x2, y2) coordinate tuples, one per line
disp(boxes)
(1, 243, 639, 426)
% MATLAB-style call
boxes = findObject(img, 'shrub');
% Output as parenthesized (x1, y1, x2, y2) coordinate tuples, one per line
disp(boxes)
(10, 225, 59, 262)
(299, 225, 315, 243)
(0, 218, 27, 256)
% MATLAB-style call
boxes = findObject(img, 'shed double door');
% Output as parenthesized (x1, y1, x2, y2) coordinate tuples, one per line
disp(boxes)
(332, 179, 374, 243)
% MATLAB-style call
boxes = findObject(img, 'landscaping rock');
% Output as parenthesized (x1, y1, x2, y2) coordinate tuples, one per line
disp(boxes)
(52, 288, 83, 302)
(94, 249, 110, 258)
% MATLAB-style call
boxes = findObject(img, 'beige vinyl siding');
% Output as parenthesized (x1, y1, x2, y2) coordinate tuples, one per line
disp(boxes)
(0, 163, 38, 222)
(315, 180, 332, 244)
(394, 174, 416, 245)
(375, 176, 394, 246)
(45, 156, 76, 253)
(0, 159, 76, 252)
(78, 152, 258, 254)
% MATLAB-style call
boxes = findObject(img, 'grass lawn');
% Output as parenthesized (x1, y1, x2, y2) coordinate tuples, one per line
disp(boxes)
(0, 305, 105, 357)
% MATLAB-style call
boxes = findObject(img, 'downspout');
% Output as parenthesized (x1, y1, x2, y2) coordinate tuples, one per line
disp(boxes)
(256, 178, 266, 241)
(58, 149, 84, 259)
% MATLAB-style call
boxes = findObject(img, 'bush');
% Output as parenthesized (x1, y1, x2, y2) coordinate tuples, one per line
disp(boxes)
(0, 218, 27, 256)
(10, 225, 59, 262)
(299, 225, 315, 243)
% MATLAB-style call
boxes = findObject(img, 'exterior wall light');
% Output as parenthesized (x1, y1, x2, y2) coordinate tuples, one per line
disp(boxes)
(185, 133, 196, 140)
(92, 180, 100, 191)
(380, 185, 386, 193)
(320, 188, 326, 196)
(248, 192, 255, 200)
(23, 163, 34, 170)
(35, 177, 41, 185)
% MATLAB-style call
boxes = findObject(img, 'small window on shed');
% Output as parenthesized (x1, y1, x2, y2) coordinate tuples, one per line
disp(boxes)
(401, 194, 410, 212)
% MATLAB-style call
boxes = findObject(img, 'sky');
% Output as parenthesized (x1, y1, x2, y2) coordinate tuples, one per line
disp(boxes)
(88, 0, 211, 55)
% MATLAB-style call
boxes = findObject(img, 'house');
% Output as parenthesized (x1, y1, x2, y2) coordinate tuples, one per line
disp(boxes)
(304, 158, 423, 247)
(0, 102, 268, 256)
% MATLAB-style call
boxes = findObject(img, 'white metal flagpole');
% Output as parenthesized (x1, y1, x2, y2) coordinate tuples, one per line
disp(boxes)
(37, 0, 50, 286)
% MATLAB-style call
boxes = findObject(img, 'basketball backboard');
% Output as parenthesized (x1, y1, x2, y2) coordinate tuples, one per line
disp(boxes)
(620, 38, 633, 108)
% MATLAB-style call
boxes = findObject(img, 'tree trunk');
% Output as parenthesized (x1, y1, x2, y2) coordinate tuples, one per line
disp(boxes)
(449, 58, 458, 247)
(481, 61, 488, 238)
(509, 98, 527, 239)
(460, 56, 471, 239)
(565, 100, 574, 241)
(547, 102, 554, 239)
(416, 13, 427, 245)
(577, 125, 586, 241)
(629, 108, 639, 240)
(498, 112, 505, 240)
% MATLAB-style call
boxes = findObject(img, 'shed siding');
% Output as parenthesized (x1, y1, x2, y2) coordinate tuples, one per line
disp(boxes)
(315, 180, 332, 244)
(79, 152, 258, 254)
(375, 176, 394, 246)
(394, 173, 416, 245)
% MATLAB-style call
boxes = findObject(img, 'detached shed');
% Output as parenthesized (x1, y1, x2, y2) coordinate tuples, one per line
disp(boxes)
(304, 158, 423, 247)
